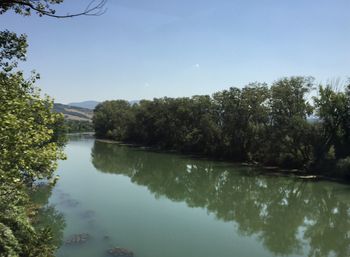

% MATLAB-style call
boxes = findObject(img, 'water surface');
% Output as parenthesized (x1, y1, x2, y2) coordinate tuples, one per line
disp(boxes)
(42, 136, 350, 257)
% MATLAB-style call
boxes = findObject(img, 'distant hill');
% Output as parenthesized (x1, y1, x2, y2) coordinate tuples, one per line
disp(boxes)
(68, 100, 141, 109)
(53, 103, 93, 122)
(68, 101, 100, 110)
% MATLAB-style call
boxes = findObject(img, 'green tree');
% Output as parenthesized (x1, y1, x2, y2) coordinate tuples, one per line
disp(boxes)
(313, 83, 350, 177)
(0, 30, 27, 72)
(0, 31, 65, 257)
(268, 77, 314, 168)
(212, 87, 243, 159)
(1, 1, 106, 256)
(93, 100, 134, 140)
(93, 76, 349, 179)
(0, 0, 106, 18)
(0, 72, 65, 183)
(213, 83, 270, 161)
(64, 120, 93, 133)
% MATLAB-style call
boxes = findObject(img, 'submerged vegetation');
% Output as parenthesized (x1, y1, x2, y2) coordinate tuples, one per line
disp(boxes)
(93, 77, 350, 179)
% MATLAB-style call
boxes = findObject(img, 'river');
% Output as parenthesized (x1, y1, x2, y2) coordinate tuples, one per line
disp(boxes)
(36, 135, 350, 257)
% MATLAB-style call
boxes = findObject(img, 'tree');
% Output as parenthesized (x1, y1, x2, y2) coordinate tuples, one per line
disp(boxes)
(212, 87, 244, 159)
(313, 83, 350, 177)
(92, 76, 349, 179)
(314, 85, 350, 157)
(1, 1, 106, 255)
(0, 29, 66, 257)
(0, 0, 107, 18)
(0, 30, 27, 72)
(0, 72, 65, 183)
(268, 77, 314, 168)
(239, 83, 270, 161)
(212, 83, 270, 161)
(93, 100, 134, 140)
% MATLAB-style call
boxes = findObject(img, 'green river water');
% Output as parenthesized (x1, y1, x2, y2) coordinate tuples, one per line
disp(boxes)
(34, 135, 350, 257)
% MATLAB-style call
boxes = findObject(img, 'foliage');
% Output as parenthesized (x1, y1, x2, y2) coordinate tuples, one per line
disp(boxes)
(93, 77, 350, 179)
(266, 77, 314, 168)
(314, 85, 350, 158)
(0, 30, 27, 72)
(1, 0, 104, 255)
(0, 31, 65, 257)
(0, 0, 106, 18)
(64, 120, 93, 133)
(0, 0, 63, 16)
(335, 157, 350, 177)
(0, 177, 60, 257)
(0, 71, 65, 183)
(93, 100, 134, 140)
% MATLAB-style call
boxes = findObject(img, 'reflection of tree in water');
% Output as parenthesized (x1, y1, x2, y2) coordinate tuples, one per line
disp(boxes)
(30, 184, 66, 247)
(91, 141, 350, 257)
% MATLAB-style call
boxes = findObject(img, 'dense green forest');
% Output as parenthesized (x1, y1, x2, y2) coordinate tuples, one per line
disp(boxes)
(64, 120, 94, 133)
(93, 77, 350, 179)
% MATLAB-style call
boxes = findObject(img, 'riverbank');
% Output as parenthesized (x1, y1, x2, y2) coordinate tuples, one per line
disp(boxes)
(52, 137, 350, 257)
(94, 137, 349, 184)
(67, 132, 95, 136)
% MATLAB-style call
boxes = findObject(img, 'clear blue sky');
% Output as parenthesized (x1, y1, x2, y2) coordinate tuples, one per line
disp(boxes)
(1, 0, 349, 103)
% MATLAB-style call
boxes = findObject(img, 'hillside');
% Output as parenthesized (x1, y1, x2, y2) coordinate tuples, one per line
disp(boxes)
(53, 103, 93, 121)
(68, 101, 100, 110)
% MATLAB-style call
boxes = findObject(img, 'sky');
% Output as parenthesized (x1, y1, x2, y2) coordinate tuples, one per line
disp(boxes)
(1, 0, 349, 103)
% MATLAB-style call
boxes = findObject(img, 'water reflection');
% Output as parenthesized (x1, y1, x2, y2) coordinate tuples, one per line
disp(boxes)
(91, 141, 350, 257)
(30, 184, 66, 247)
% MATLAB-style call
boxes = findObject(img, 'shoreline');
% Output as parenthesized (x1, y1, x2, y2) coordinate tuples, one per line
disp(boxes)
(93, 137, 349, 184)
(67, 132, 95, 135)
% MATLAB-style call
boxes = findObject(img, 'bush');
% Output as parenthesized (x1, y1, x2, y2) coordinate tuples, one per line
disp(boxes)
(335, 157, 350, 178)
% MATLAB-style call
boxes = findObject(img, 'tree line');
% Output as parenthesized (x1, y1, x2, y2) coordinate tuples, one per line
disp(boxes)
(93, 77, 350, 179)
(64, 120, 94, 133)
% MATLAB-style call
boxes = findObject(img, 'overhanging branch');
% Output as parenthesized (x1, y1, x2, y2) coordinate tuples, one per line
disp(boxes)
(3, 0, 107, 18)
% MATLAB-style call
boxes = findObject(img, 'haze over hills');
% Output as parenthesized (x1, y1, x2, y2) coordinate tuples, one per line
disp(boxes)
(53, 103, 93, 122)
(68, 100, 140, 110)
(68, 101, 100, 110)
(54, 100, 140, 121)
